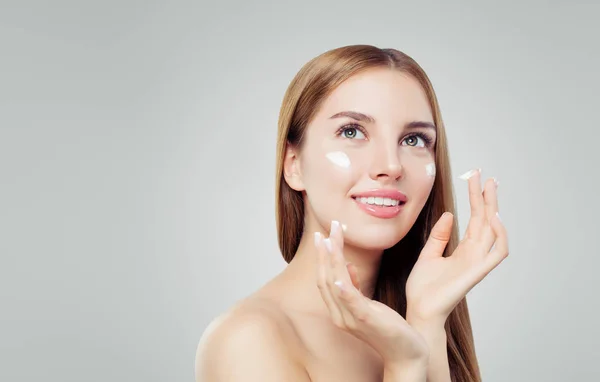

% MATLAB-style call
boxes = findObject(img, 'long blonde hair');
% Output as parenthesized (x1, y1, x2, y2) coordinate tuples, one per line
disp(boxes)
(274, 45, 481, 382)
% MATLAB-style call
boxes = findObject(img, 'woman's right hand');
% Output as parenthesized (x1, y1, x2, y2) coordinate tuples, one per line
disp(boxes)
(314, 220, 429, 367)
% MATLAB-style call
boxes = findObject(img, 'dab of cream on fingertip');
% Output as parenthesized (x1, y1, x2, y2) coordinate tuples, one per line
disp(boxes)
(459, 168, 481, 180)
(458, 168, 480, 180)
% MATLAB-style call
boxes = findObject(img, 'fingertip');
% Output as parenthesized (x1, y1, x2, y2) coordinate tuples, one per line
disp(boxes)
(314, 232, 321, 247)
(323, 238, 332, 252)
(330, 220, 340, 236)
(334, 280, 346, 295)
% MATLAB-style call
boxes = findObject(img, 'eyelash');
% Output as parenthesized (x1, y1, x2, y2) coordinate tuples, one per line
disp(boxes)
(335, 123, 435, 148)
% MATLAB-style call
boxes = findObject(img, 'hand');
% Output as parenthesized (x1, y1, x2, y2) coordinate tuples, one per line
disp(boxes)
(315, 220, 429, 365)
(405, 169, 509, 327)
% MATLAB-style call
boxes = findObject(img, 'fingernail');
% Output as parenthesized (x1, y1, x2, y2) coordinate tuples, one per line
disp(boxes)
(314, 232, 321, 247)
(458, 168, 480, 180)
(330, 220, 340, 235)
(334, 280, 345, 291)
(496, 211, 502, 222)
(341, 223, 347, 232)
(323, 238, 332, 252)
(493, 177, 499, 188)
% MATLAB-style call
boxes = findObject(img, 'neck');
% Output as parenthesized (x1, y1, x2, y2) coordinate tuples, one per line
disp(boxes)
(275, 226, 384, 316)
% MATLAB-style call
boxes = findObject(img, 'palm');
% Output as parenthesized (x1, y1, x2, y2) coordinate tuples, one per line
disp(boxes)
(406, 238, 485, 323)
(405, 173, 509, 326)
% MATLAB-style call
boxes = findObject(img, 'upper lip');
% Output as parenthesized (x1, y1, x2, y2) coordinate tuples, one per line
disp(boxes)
(351, 189, 408, 203)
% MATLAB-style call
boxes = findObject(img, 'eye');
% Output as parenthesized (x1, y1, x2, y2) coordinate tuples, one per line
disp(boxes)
(401, 132, 434, 148)
(337, 124, 367, 140)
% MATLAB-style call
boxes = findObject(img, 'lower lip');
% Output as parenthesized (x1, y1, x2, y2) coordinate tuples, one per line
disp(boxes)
(353, 198, 405, 219)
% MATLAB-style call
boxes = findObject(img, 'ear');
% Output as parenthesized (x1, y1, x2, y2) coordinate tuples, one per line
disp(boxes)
(283, 142, 305, 192)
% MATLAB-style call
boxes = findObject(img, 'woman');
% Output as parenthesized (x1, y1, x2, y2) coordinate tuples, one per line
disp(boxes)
(195, 44, 508, 382)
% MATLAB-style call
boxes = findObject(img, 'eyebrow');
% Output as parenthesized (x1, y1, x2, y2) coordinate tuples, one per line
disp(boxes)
(329, 110, 437, 131)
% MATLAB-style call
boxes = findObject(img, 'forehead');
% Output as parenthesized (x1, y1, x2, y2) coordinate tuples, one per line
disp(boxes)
(315, 68, 434, 122)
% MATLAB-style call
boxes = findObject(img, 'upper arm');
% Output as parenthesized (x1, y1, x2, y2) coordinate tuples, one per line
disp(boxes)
(194, 311, 309, 382)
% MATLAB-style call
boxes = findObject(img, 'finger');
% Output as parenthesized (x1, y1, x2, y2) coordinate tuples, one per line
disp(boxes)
(419, 212, 453, 259)
(480, 213, 509, 275)
(325, 239, 356, 325)
(314, 232, 343, 326)
(329, 220, 344, 252)
(333, 279, 371, 324)
(463, 168, 485, 239)
(326, 221, 352, 286)
(481, 177, 500, 249)
(346, 262, 362, 295)
(325, 222, 362, 325)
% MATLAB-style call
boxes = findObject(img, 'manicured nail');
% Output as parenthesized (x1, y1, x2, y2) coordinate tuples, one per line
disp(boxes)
(334, 280, 345, 291)
(330, 220, 340, 235)
(314, 232, 321, 247)
(341, 223, 347, 232)
(496, 211, 502, 222)
(459, 168, 480, 180)
(493, 177, 499, 188)
(323, 238, 332, 252)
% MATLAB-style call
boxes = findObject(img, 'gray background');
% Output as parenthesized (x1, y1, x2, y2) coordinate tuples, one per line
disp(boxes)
(1, 1, 598, 381)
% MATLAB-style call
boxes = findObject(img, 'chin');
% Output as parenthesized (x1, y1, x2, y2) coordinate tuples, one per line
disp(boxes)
(345, 225, 406, 251)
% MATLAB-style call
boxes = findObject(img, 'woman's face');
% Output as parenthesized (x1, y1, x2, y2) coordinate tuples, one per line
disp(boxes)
(285, 67, 437, 250)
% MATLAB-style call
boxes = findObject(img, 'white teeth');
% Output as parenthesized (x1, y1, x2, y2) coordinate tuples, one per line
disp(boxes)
(356, 197, 401, 206)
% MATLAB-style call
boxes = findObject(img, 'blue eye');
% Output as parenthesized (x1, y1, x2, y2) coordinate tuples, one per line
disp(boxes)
(337, 124, 367, 140)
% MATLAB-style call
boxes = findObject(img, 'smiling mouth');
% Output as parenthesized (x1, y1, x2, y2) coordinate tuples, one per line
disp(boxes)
(352, 196, 406, 207)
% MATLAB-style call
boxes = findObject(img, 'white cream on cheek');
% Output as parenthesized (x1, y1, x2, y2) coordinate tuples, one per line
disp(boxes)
(425, 162, 436, 178)
(326, 151, 352, 169)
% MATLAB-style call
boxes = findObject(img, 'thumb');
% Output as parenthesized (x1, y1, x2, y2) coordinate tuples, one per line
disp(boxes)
(420, 212, 454, 259)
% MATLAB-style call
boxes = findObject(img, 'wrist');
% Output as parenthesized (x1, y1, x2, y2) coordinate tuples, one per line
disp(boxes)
(383, 358, 428, 382)
(406, 312, 447, 332)
(409, 323, 448, 354)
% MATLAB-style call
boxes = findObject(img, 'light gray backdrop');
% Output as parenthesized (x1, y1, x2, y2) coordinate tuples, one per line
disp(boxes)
(1, 1, 598, 381)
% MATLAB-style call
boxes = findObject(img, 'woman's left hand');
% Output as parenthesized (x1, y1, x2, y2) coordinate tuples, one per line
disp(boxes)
(405, 169, 509, 327)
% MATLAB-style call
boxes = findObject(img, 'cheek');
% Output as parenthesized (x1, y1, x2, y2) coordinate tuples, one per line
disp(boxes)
(303, 150, 358, 191)
(410, 161, 436, 200)
(425, 162, 436, 178)
(325, 151, 351, 169)
(323, 150, 360, 180)
(402, 159, 436, 193)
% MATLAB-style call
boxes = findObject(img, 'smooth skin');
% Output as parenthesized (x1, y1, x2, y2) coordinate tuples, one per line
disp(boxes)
(195, 69, 509, 381)
(195, 170, 508, 382)
(314, 169, 508, 381)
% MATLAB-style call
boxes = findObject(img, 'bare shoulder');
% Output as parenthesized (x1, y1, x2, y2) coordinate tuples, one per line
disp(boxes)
(194, 298, 310, 382)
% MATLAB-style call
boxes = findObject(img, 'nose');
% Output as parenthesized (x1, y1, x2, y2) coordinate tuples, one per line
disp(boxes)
(368, 140, 403, 183)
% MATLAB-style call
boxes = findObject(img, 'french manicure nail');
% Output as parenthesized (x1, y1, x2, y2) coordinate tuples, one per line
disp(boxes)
(330, 220, 340, 235)
(314, 232, 321, 247)
(323, 238, 332, 252)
